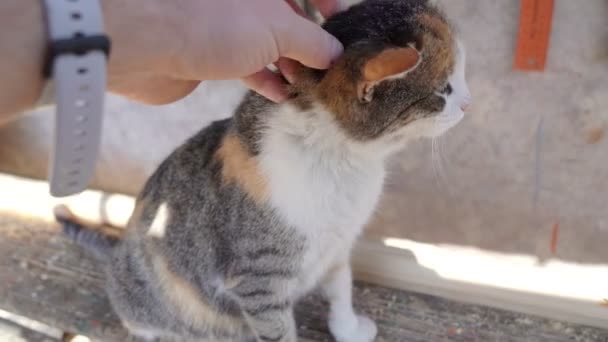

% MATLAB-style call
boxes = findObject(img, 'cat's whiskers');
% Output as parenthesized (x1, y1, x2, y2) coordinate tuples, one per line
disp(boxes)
(438, 135, 456, 195)
(431, 137, 451, 193)
(431, 138, 441, 188)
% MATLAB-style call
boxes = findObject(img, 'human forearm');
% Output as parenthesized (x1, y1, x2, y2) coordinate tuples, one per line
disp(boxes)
(0, 0, 177, 120)
(0, 0, 343, 118)
(0, 0, 46, 121)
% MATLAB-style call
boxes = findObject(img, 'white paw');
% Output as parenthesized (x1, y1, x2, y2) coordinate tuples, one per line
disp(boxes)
(330, 315, 377, 342)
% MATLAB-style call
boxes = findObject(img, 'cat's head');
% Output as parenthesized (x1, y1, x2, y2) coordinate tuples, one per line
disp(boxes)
(293, 0, 470, 144)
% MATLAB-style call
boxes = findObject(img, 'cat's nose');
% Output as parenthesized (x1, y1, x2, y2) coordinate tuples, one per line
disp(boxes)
(460, 95, 472, 112)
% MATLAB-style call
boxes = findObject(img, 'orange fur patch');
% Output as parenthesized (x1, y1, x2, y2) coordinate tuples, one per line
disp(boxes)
(216, 134, 269, 203)
(417, 13, 456, 80)
(418, 14, 453, 42)
(152, 255, 243, 332)
(313, 62, 354, 120)
(363, 47, 420, 82)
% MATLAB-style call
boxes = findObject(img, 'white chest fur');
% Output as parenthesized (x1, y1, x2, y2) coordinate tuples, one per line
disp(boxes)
(258, 105, 387, 294)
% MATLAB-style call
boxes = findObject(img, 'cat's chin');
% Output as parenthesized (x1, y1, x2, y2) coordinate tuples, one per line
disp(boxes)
(383, 111, 464, 146)
(422, 110, 465, 138)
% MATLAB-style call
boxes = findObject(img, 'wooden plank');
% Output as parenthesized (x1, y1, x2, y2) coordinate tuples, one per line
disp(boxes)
(2, 174, 608, 335)
(0, 315, 61, 342)
(0, 213, 127, 342)
(0, 212, 607, 341)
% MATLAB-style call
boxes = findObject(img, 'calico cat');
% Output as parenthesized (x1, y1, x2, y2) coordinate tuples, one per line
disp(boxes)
(56, 0, 471, 341)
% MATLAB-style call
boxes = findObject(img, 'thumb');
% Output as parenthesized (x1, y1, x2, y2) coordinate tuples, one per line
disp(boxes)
(274, 13, 343, 70)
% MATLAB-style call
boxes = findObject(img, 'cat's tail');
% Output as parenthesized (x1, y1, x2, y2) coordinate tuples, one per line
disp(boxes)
(54, 205, 119, 259)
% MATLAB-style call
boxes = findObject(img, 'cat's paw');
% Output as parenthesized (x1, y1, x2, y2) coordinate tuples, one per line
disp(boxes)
(329, 315, 377, 342)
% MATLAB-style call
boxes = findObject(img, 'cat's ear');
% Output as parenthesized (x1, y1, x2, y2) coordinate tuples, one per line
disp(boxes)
(358, 45, 421, 102)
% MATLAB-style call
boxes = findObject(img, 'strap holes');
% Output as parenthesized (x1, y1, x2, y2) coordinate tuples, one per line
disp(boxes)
(75, 99, 88, 108)
(72, 157, 83, 164)
(67, 181, 79, 188)
(76, 115, 87, 122)
(74, 143, 85, 151)
(67, 170, 80, 176)
(78, 68, 88, 75)
(79, 84, 89, 91)
(74, 130, 86, 137)
(71, 12, 82, 20)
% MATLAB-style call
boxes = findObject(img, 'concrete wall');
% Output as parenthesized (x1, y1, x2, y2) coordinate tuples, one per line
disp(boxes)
(367, 0, 608, 265)
(0, 0, 607, 264)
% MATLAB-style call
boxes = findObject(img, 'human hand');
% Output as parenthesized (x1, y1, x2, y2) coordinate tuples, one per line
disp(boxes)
(104, 0, 344, 104)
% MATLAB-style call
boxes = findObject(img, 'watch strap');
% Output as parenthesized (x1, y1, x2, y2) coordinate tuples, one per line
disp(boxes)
(42, 0, 108, 197)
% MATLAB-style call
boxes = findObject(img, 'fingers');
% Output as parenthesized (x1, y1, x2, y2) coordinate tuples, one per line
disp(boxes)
(309, 0, 344, 18)
(244, 0, 343, 101)
(244, 61, 299, 103)
(285, 0, 343, 18)
(284, 0, 307, 17)
(275, 57, 299, 84)
(275, 13, 343, 70)
(241, 68, 289, 103)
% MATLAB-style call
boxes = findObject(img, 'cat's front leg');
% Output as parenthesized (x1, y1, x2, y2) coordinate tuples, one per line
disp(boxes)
(321, 262, 377, 342)
(241, 302, 296, 342)
(233, 280, 297, 342)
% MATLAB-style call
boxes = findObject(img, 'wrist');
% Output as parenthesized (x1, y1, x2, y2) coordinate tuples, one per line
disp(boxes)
(0, 0, 46, 118)
(101, 0, 181, 84)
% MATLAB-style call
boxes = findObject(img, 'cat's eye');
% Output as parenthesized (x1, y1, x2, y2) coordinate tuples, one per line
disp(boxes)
(441, 83, 453, 95)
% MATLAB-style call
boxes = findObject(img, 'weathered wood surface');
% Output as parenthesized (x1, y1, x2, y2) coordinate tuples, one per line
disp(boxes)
(0, 316, 61, 342)
(1, 212, 607, 342)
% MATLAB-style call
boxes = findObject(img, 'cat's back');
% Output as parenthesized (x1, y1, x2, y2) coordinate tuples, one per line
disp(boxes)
(124, 114, 287, 265)
(105, 118, 249, 337)
(105, 112, 304, 339)
(140, 117, 233, 201)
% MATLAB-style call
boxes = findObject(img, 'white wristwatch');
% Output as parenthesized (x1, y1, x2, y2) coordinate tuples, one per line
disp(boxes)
(41, 0, 109, 197)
